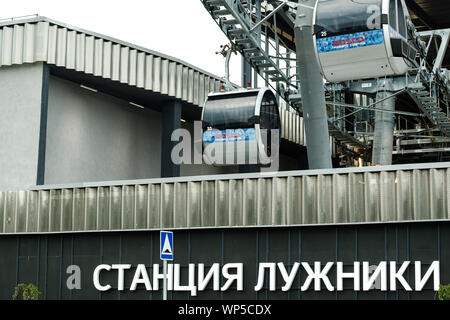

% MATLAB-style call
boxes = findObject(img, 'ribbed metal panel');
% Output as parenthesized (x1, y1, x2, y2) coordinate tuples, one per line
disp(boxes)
(279, 104, 305, 146)
(0, 164, 449, 234)
(0, 19, 227, 109)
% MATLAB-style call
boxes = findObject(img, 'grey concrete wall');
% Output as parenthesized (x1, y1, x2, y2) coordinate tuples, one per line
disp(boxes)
(0, 63, 44, 192)
(45, 76, 162, 184)
(0, 63, 301, 191)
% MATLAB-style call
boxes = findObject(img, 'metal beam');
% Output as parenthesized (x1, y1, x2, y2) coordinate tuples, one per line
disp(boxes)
(161, 100, 182, 178)
(419, 29, 450, 73)
(241, 56, 252, 88)
(393, 147, 450, 155)
(372, 81, 396, 166)
(405, 0, 436, 30)
(37, 63, 50, 185)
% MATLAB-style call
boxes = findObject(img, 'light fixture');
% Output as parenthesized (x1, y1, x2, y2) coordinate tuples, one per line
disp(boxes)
(80, 84, 98, 93)
(129, 102, 145, 109)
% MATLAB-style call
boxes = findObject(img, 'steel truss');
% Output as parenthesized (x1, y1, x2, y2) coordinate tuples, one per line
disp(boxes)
(200, 0, 450, 165)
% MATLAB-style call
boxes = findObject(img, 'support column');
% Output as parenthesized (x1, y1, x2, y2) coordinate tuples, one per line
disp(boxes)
(294, 0, 332, 169)
(241, 57, 252, 88)
(37, 63, 50, 185)
(372, 86, 396, 166)
(239, 57, 259, 173)
(161, 100, 182, 177)
(344, 92, 355, 133)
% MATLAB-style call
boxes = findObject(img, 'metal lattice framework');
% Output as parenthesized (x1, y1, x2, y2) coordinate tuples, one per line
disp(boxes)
(200, 0, 450, 164)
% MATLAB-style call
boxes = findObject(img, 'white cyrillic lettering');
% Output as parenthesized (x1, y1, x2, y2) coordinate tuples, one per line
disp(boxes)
(301, 262, 334, 291)
(337, 262, 360, 291)
(174, 264, 197, 296)
(130, 264, 152, 291)
(390, 261, 412, 291)
(153, 263, 174, 291)
(415, 261, 440, 291)
(362, 262, 387, 291)
(93, 264, 111, 291)
(277, 262, 300, 292)
(198, 263, 220, 291)
(111, 264, 131, 291)
(254, 263, 276, 291)
(221, 263, 243, 291)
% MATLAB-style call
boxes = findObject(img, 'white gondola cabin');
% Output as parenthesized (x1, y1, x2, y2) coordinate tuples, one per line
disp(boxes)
(314, 0, 417, 82)
(201, 88, 281, 166)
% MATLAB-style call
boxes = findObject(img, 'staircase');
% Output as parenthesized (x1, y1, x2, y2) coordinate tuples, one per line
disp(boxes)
(203, 0, 292, 89)
(406, 83, 450, 137)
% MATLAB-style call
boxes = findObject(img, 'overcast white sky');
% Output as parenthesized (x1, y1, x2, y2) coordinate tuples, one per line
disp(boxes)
(1, 0, 243, 84)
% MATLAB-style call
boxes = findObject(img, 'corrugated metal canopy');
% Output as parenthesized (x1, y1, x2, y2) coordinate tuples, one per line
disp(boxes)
(0, 15, 227, 108)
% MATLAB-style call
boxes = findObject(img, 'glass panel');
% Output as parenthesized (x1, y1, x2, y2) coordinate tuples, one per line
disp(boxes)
(397, 0, 407, 38)
(259, 91, 280, 156)
(202, 92, 258, 130)
(260, 91, 280, 130)
(316, 0, 383, 38)
(389, 0, 397, 31)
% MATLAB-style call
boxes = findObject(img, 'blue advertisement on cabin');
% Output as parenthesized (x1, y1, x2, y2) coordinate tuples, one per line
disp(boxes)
(316, 29, 384, 53)
(203, 128, 256, 144)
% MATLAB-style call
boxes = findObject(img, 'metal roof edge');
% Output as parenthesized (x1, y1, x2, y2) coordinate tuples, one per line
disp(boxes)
(0, 218, 448, 236)
(27, 161, 450, 192)
(0, 15, 232, 85)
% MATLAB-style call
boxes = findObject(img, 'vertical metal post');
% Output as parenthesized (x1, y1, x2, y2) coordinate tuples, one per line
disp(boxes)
(58, 236, 63, 300)
(274, 5, 280, 103)
(298, 230, 302, 300)
(225, 49, 233, 90)
(239, 57, 258, 173)
(335, 228, 339, 300)
(242, 57, 252, 88)
(161, 100, 182, 177)
(255, 230, 259, 300)
(44, 236, 48, 300)
(149, 233, 153, 300)
(16, 238, 20, 286)
(37, 63, 50, 185)
(345, 92, 355, 133)
(163, 259, 167, 301)
(372, 79, 396, 166)
(99, 235, 103, 301)
(254, 0, 261, 88)
(294, 0, 332, 169)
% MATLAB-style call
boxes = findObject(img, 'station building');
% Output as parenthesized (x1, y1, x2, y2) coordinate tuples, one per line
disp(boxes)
(0, 15, 448, 300)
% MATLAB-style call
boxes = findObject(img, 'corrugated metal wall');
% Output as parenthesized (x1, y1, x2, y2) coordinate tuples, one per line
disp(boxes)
(0, 18, 306, 148)
(0, 165, 448, 234)
(279, 99, 305, 146)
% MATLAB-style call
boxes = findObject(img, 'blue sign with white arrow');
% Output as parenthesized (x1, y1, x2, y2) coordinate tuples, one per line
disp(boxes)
(160, 231, 174, 261)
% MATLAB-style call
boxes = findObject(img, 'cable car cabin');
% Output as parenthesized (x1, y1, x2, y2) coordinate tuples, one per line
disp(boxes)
(314, 0, 417, 82)
(201, 88, 281, 166)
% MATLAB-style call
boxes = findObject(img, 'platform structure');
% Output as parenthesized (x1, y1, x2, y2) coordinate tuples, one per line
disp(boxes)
(200, 0, 450, 166)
